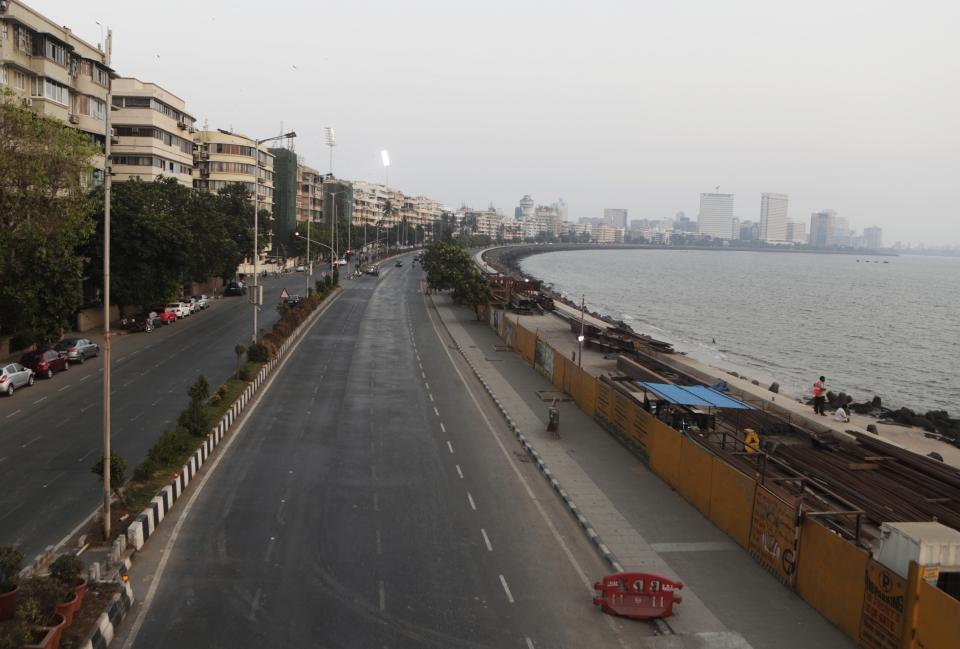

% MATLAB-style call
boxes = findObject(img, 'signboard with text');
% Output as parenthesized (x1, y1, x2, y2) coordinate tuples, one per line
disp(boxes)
(859, 559, 906, 649)
(748, 486, 799, 586)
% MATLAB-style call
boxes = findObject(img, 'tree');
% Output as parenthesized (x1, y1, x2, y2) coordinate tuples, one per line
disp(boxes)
(0, 91, 98, 345)
(91, 451, 128, 505)
(179, 374, 211, 436)
(234, 343, 247, 377)
(453, 266, 493, 320)
(422, 243, 491, 318)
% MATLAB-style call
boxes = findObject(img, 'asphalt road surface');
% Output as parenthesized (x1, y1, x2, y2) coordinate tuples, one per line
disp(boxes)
(0, 277, 295, 559)
(123, 257, 654, 648)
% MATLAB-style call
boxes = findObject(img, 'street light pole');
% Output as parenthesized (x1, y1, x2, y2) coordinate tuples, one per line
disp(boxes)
(578, 294, 586, 368)
(101, 29, 113, 540)
(247, 130, 296, 343)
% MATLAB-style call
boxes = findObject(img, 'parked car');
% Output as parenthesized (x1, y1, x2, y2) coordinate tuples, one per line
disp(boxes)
(119, 314, 159, 333)
(193, 295, 210, 309)
(165, 303, 189, 319)
(225, 282, 246, 296)
(295, 265, 306, 272)
(283, 293, 302, 305)
(336, 259, 348, 266)
(184, 297, 199, 314)
(20, 349, 69, 379)
(395, 260, 403, 267)
(365, 265, 380, 276)
(53, 337, 100, 362)
(151, 308, 177, 325)
(0, 363, 34, 396)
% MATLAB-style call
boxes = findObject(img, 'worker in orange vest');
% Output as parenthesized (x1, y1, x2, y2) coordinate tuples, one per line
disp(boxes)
(812, 376, 827, 416)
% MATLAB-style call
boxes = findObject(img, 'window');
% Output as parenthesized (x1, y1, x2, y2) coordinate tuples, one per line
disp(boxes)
(0, 65, 5, 86)
(44, 39, 67, 67)
(214, 143, 255, 157)
(12, 69, 26, 91)
(14, 25, 33, 54)
(115, 96, 150, 108)
(34, 78, 69, 105)
(72, 94, 90, 116)
(112, 155, 154, 167)
(91, 98, 106, 121)
(94, 66, 109, 87)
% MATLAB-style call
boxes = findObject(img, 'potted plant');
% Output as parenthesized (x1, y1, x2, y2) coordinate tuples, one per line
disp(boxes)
(15, 578, 66, 649)
(49, 554, 87, 609)
(0, 546, 22, 620)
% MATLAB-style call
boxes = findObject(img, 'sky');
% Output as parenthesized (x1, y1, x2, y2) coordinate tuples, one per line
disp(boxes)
(32, 0, 960, 246)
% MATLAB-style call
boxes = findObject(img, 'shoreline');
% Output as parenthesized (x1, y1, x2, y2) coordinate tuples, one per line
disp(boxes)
(481, 245, 960, 453)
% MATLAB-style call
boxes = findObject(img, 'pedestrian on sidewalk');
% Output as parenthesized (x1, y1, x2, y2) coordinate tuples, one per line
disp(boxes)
(812, 376, 827, 415)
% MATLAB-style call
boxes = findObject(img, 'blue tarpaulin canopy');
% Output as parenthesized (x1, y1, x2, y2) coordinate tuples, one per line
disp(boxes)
(637, 382, 754, 410)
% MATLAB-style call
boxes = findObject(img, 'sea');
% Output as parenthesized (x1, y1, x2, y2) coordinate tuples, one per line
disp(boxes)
(519, 249, 960, 414)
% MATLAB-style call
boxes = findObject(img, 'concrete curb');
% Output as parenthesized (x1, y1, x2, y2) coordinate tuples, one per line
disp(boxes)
(78, 580, 135, 649)
(429, 296, 625, 574)
(124, 288, 343, 553)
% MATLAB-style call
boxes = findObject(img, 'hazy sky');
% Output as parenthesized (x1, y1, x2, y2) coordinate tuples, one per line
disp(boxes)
(34, 0, 960, 245)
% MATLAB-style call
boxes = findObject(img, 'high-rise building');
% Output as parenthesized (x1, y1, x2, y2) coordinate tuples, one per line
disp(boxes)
(518, 194, 534, 221)
(809, 210, 837, 247)
(604, 208, 628, 229)
(268, 148, 298, 251)
(193, 130, 277, 214)
(111, 78, 196, 186)
(1, 0, 112, 180)
(698, 192, 735, 239)
(863, 226, 883, 249)
(785, 221, 806, 243)
(295, 164, 323, 226)
(759, 193, 789, 243)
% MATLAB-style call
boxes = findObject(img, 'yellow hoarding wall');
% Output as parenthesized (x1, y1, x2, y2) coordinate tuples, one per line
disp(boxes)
(707, 457, 756, 549)
(748, 486, 800, 587)
(860, 559, 906, 649)
(795, 518, 868, 641)
(677, 436, 714, 516)
(909, 577, 960, 649)
(513, 323, 537, 367)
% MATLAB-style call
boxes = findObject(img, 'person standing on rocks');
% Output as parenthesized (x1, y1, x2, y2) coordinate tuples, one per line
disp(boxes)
(812, 376, 827, 416)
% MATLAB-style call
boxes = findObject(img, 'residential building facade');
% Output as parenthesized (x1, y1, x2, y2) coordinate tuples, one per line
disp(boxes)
(698, 192, 735, 239)
(193, 130, 276, 214)
(759, 192, 789, 243)
(785, 221, 807, 243)
(0, 0, 111, 178)
(111, 78, 195, 186)
(809, 209, 837, 247)
(296, 164, 324, 226)
(863, 226, 883, 249)
(603, 208, 628, 229)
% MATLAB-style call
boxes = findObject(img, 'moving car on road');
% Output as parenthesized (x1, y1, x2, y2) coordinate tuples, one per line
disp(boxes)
(0, 363, 34, 395)
(365, 265, 380, 276)
(19, 349, 69, 379)
(224, 282, 246, 296)
(53, 338, 100, 362)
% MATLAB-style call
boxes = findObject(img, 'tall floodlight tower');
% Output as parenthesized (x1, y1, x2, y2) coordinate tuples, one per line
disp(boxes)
(324, 127, 336, 175)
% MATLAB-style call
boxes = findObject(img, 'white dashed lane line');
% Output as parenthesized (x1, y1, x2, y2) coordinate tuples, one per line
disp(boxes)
(446, 441, 454, 454)
(6, 409, 22, 419)
(57, 384, 71, 392)
(80, 374, 91, 381)
(481, 528, 493, 552)
(440, 422, 446, 433)
(77, 448, 97, 463)
(21, 436, 41, 449)
(55, 419, 69, 428)
(433, 407, 440, 417)
(467, 492, 476, 511)
(499, 575, 515, 604)
(455, 464, 463, 479)
(33, 396, 47, 405)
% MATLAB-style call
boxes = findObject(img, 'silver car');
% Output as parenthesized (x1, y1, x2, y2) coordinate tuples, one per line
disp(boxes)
(54, 337, 100, 363)
(1, 363, 35, 396)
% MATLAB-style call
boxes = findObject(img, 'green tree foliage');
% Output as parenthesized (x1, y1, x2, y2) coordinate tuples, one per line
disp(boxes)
(0, 91, 98, 344)
(422, 243, 491, 319)
(91, 451, 128, 505)
(179, 374, 212, 436)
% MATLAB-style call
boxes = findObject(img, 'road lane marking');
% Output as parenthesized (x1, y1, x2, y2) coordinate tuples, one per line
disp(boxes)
(481, 528, 493, 552)
(525, 637, 535, 649)
(21, 436, 41, 448)
(33, 396, 47, 405)
(77, 448, 97, 463)
(440, 422, 446, 433)
(0, 457, 5, 464)
(375, 530, 382, 555)
(499, 575, 514, 603)
(264, 537, 276, 563)
(455, 464, 463, 479)
(421, 372, 426, 379)
(371, 466, 376, 481)
(130, 412, 143, 422)
(248, 587, 262, 621)
(373, 493, 380, 512)
(80, 404, 94, 413)
(42, 472, 66, 488)
(424, 381, 430, 392)
(6, 409, 22, 418)
(433, 407, 440, 417)
(446, 441, 454, 454)
(378, 580, 386, 612)
(58, 384, 71, 392)
(151, 398, 162, 406)
(467, 491, 476, 510)
(80, 374, 91, 381)
(55, 419, 69, 428)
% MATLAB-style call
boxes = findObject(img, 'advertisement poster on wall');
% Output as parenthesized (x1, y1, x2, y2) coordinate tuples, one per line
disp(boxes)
(535, 339, 554, 380)
(748, 487, 800, 587)
(505, 320, 514, 348)
(859, 559, 906, 649)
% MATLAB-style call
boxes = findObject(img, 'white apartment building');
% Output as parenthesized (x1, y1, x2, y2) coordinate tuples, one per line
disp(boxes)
(698, 192, 735, 239)
(785, 221, 806, 244)
(1, 0, 111, 178)
(111, 78, 196, 186)
(193, 130, 276, 213)
(759, 193, 789, 243)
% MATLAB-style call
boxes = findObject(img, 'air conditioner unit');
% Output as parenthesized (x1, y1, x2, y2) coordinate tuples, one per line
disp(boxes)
(69, 114, 81, 124)
(21, 97, 33, 107)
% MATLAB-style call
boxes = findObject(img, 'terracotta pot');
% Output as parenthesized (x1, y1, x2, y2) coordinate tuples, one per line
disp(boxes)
(70, 577, 87, 608)
(55, 591, 79, 626)
(0, 585, 17, 620)
(23, 612, 67, 649)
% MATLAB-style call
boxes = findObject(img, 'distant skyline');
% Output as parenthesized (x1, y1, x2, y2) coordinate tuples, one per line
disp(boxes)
(31, 0, 960, 246)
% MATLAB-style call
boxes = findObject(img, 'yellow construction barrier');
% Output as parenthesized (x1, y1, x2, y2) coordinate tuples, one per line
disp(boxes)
(707, 457, 756, 549)
(795, 518, 868, 641)
(645, 410, 682, 488)
(677, 436, 714, 516)
(513, 323, 537, 367)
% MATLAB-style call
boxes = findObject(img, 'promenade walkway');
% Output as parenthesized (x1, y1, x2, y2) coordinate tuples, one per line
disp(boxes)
(432, 294, 855, 649)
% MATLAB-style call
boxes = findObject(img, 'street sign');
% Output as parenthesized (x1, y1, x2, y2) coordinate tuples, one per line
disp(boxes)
(279, 288, 289, 300)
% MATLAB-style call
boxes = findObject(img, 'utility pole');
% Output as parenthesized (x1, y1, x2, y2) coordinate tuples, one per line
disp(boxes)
(102, 29, 113, 541)
(578, 294, 586, 368)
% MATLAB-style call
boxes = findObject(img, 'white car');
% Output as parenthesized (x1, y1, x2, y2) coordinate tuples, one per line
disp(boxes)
(336, 259, 347, 266)
(165, 303, 189, 319)
(194, 295, 210, 309)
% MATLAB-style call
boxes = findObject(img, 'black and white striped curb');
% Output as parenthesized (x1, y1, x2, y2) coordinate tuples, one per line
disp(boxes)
(78, 579, 134, 649)
(125, 290, 340, 552)
(430, 301, 624, 574)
